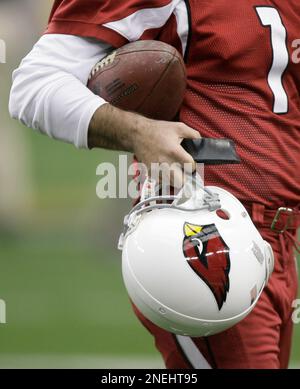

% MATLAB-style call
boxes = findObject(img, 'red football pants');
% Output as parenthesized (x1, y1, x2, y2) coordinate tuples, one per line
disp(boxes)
(132, 226, 299, 369)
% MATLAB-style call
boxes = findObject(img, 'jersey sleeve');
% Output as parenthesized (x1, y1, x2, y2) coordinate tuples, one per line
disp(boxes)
(46, 0, 181, 48)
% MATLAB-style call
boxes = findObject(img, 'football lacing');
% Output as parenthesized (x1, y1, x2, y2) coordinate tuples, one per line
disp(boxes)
(89, 51, 117, 80)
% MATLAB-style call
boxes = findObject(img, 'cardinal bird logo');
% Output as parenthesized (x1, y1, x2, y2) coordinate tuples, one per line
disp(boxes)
(183, 222, 231, 310)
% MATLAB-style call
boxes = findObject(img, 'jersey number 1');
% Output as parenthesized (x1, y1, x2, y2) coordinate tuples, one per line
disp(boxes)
(255, 7, 289, 114)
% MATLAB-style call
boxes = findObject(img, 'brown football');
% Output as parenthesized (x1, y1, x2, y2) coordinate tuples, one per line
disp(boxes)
(87, 40, 186, 121)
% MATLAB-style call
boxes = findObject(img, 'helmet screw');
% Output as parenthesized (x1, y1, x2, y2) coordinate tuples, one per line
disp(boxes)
(159, 307, 166, 314)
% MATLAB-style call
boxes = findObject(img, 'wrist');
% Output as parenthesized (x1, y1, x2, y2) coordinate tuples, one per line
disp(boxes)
(126, 111, 152, 155)
(88, 103, 110, 149)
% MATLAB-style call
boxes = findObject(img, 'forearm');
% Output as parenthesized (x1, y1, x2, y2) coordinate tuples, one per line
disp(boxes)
(9, 33, 200, 175)
(88, 102, 200, 177)
(88, 103, 147, 152)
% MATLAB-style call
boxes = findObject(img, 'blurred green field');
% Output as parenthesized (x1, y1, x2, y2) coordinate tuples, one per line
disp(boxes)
(0, 126, 299, 368)
(0, 127, 160, 367)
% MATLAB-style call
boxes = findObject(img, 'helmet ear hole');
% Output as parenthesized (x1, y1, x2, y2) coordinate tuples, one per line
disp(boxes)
(216, 209, 230, 220)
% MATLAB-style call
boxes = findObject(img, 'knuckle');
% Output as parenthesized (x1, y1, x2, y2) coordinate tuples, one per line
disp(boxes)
(174, 122, 185, 133)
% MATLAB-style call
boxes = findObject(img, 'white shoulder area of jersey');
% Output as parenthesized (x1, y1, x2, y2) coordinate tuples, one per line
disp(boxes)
(103, 0, 189, 55)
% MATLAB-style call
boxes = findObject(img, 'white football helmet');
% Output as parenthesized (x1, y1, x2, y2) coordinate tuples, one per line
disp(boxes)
(119, 174, 274, 337)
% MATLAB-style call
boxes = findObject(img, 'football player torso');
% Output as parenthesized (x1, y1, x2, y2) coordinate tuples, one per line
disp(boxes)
(48, 0, 300, 206)
(181, 0, 300, 207)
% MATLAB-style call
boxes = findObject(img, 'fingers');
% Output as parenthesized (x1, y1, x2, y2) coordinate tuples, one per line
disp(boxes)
(148, 162, 184, 189)
(175, 123, 199, 172)
(170, 165, 186, 189)
(147, 160, 194, 190)
(166, 147, 196, 189)
(135, 120, 199, 187)
(174, 146, 197, 172)
(177, 123, 201, 140)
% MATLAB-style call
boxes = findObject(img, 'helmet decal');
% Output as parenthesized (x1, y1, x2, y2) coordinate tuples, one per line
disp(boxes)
(183, 222, 231, 310)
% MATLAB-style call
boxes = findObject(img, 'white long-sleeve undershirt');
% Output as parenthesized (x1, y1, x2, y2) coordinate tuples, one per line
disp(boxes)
(9, 34, 113, 148)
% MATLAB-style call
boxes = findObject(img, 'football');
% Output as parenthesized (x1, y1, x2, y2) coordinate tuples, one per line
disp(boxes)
(87, 40, 187, 121)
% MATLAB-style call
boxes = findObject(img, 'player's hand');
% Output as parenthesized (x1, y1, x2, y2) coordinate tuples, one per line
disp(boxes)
(132, 116, 201, 187)
(88, 104, 201, 187)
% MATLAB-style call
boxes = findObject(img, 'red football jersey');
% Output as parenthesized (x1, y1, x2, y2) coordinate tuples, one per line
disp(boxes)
(47, 0, 300, 207)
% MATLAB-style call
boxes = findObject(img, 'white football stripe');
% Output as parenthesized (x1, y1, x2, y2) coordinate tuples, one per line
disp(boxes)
(175, 335, 212, 369)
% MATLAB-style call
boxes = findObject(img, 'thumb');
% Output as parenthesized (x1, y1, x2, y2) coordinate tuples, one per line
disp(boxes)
(178, 123, 201, 140)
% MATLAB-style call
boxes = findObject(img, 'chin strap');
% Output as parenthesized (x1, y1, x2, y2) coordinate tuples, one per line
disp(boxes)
(118, 174, 221, 250)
